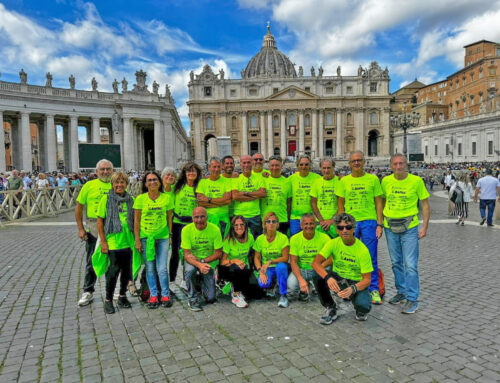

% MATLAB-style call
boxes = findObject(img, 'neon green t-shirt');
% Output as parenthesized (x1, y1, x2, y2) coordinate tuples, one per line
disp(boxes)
(319, 237, 373, 281)
(197, 177, 230, 219)
(233, 173, 264, 218)
(76, 179, 112, 219)
(252, 169, 270, 181)
(181, 222, 223, 267)
(253, 231, 289, 268)
(133, 192, 174, 239)
(335, 173, 383, 222)
(381, 173, 430, 229)
(310, 176, 339, 220)
(222, 233, 254, 267)
(222, 175, 236, 217)
(97, 195, 133, 251)
(290, 231, 330, 270)
(262, 176, 291, 223)
(173, 184, 197, 224)
(289, 172, 321, 219)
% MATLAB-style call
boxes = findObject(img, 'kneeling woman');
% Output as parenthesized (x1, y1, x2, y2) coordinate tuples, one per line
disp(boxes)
(97, 172, 135, 314)
(253, 212, 290, 308)
(219, 216, 254, 308)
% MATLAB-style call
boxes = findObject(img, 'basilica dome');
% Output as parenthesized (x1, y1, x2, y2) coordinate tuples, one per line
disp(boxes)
(243, 25, 297, 79)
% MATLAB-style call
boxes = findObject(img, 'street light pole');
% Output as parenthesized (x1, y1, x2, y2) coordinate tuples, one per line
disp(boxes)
(390, 102, 420, 159)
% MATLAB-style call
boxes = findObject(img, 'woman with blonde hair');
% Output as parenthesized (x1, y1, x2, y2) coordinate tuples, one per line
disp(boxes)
(253, 211, 290, 308)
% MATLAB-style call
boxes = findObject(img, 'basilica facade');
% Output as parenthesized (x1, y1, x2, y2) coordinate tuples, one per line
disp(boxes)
(187, 26, 392, 163)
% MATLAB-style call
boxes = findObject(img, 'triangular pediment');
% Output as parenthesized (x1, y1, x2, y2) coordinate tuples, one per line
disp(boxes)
(266, 85, 319, 100)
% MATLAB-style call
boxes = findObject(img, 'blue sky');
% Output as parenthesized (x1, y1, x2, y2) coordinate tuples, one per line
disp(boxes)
(1, 0, 500, 137)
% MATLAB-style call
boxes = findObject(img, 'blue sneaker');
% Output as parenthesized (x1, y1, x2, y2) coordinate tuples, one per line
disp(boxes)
(401, 300, 418, 314)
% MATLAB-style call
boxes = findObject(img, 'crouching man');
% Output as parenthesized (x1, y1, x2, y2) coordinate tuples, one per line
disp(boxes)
(312, 213, 373, 324)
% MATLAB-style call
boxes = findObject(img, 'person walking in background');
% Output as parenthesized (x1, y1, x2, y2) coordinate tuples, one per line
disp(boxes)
(451, 173, 474, 226)
(474, 168, 500, 227)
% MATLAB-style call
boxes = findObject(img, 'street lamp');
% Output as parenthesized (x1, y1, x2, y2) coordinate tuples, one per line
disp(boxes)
(390, 102, 420, 158)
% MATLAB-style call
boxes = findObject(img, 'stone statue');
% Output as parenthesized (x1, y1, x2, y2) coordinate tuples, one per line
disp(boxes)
(358, 65, 363, 77)
(91, 77, 98, 91)
(318, 66, 324, 77)
(219, 68, 225, 80)
(69, 74, 75, 89)
(165, 84, 171, 98)
(299, 66, 303, 77)
(190, 70, 194, 81)
(112, 79, 119, 93)
(241, 69, 245, 78)
(337, 66, 341, 76)
(310, 66, 315, 77)
(152, 81, 159, 95)
(112, 110, 122, 132)
(19, 69, 27, 84)
(383, 67, 389, 78)
(122, 77, 128, 93)
(45, 72, 53, 87)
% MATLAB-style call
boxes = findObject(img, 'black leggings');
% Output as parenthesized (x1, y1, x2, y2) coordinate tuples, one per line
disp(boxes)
(218, 264, 252, 294)
(170, 222, 186, 282)
(105, 249, 132, 301)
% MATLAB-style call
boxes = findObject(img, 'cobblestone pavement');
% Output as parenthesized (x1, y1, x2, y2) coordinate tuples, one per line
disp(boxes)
(0, 193, 499, 383)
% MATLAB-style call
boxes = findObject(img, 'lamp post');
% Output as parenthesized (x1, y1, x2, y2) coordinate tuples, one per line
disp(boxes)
(390, 102, 420, 158)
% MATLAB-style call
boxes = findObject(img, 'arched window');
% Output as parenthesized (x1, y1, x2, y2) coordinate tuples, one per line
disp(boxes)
(231, 116, 237, 130)
(304, 114, 311, 127)
(368, 130, 379, 156)
(288, 114, 296, 125)
(273, 116, 279, 128)
(250, 115, 258, 129)
(326, 113, 333, 126)
(370, 112, 378, 125)
(347, 113, 353, 125)
(206, 116, 213, 130)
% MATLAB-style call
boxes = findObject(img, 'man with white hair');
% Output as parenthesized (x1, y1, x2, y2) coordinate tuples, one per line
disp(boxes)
(75, 159, 113, 306)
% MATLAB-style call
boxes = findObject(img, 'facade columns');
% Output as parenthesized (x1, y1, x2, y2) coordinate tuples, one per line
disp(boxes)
(154, 119, 164, 170)
(0, 111, 5, 172)
(280, 110, 286, 158)
(20, 112, 32, 172)
(220, 112, 227, 136)
(259, 112, 266, 157)
(164, 114, 174, 167)
(92, 117, 101, 144)
(298, 110, 304, 154)
(318, 109, 324, 158)
(267, 112, 273, 157)
(336, 110, 343, 158)
(193, 113, 202, 161)
(123, 117, 134, 170)
(69, 115, 79, 172)
(312, 109, 318, 159)
(356, 109, 364, 152)
(242, 112, 248, 156)
(44, 114, 57, 171)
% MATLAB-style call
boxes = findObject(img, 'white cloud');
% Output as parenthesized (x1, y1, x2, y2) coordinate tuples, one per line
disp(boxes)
(237, 0, 271, 9)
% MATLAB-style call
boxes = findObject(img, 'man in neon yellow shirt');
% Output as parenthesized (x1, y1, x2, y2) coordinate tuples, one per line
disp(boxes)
(289, 154, 321, 235)
(75, 159, 113, 306)
(382, 154, 430, 314)
(221, 155, 238, 218)
(252, 152, 270, 180)
(312, 213, 373, 324)
(336, 151, 384, 305)
(181, 207, 223, 311)
(262, 155, 291, 235)
(311, 158, 339, 238)
(197, 157, 231, 235)
(232, 155, 266, 238)
(287, 214, 330, 301)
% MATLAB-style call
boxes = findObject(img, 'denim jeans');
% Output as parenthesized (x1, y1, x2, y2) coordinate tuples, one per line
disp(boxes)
(140, 238, 170, 298)
(315, 274, 371, 315)
(247, 215, 263, 239)
(287, 268, 319, 293)
(258, 262, 289, 295)
(384, 226, 420, 302)
(289, 219, 301, 236)
(184, 262, 216, 303)
(479, 199, 496, 225)
(355, 220, 379, 292)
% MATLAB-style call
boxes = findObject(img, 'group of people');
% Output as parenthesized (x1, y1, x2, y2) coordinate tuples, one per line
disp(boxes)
(75, 150, 432, 325)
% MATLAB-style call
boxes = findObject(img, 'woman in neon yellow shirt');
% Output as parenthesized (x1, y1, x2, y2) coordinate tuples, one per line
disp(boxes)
(219, 216, 254, 308)
(254, 212, 290, 308)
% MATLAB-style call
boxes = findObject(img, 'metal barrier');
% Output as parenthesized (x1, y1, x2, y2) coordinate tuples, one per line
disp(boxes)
(0, 185, 82, 222)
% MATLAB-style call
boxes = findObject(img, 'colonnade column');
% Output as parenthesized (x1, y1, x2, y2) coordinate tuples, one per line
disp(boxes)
(123, 117, 134, 170)
(69, 115, 79, 172)
(44, 114, 57, 171)
(92, 117, 101, 144)
(356, 109, 364, 152)
(312, 109, 318, 159)
(259, 112, 266, 157)
(20, 112, 32, 172)
(220, 112, 227, 136)
(318, 109, 324, 158)
(0, 111, 5, 172)
(154, 119, 164, 170)
(267, 112, 273, 158)
(164, 114, 174, 167)
(336, 110, 343, 158)
(298, 110, 304, 154)
(280, 110, 286, 158)
(241, 112, 248, 156)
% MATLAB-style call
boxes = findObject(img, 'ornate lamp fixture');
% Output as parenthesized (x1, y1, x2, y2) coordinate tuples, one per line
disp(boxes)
(390, 102, 420, 158)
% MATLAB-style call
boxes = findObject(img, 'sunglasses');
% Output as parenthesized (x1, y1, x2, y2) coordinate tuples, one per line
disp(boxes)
(265, 219, 278, 224)
(298, 163, 310, 167)
(254, 158, 264, 162)
(336, 225, 353, 231)
(350, 159, 363, 163)
(146, 179, 160, 183)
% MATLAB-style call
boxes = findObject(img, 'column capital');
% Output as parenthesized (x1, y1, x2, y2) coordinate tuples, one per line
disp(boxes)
(20, 111, 30, 117)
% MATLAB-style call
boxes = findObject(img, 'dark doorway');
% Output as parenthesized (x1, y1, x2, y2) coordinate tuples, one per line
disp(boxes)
(249, 142, 259, 155)
(144, 129, 154, 170)
(204, 134, 216, 162)
(288, 140, 296, 156)
(368, 130, 379, 157)
(325, 139, 333, 156)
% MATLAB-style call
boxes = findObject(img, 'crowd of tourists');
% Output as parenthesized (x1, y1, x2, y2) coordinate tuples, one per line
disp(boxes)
(74, 151, 436, 325)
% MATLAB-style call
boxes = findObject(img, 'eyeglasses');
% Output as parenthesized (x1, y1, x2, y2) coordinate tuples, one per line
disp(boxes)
(99, 167, 112, 171)
(350, 159, 363, 163)
(265, 219, 278, 224)
(146, 179, 159, 183)
(234, 223, 245, 227)
(336, 225, 353, 231)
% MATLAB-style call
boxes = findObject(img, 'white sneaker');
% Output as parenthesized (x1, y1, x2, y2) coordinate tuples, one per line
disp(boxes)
(231, 293, 248, 308)
(78, 292, 93, 306)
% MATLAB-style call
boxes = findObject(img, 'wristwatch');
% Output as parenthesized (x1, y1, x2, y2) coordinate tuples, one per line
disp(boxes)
(244, 191, 249, 197)
(201, 259, 206, 263)
(350, 284, 358, 294)
(377, 223, 384, 228)
(208, 197, 212, 203)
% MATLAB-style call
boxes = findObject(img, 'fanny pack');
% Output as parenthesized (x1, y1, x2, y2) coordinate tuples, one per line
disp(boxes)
(386, 216, 414, 234)
(173, 212, 192, 224)
(85, 217, 99, 239)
